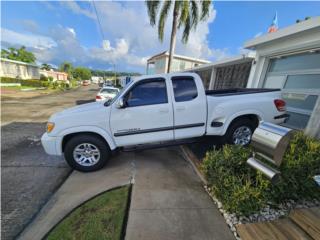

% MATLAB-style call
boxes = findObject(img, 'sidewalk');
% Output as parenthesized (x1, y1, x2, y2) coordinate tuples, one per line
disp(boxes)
(126, 148, 234, 240)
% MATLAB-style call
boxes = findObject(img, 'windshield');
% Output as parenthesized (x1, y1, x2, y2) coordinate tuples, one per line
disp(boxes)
(100, 89, 119, 95)
(104, 80, 133, 106)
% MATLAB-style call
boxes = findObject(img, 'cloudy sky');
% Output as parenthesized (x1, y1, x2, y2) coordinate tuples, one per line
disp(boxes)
(1, 1, 319, 73)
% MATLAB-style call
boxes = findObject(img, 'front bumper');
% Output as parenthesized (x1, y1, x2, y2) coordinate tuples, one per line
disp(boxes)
(41, 133, 61, 156)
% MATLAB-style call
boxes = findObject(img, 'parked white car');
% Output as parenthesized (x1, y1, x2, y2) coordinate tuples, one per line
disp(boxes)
(42, 72, 287, 172)
(96, 87, 120, 101)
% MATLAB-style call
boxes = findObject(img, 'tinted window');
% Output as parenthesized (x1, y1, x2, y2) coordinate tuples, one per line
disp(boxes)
(101, 89, 119, 94)
(126, 79, 167, 107)
(172, 77, 198, 102)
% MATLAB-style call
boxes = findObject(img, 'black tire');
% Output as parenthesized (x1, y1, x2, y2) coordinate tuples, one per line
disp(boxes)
(64, 134, 110, 172)
(224, 118, 256, 146)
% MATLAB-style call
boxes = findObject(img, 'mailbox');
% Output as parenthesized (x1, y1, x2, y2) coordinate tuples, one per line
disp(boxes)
(247, 122, 295, 184)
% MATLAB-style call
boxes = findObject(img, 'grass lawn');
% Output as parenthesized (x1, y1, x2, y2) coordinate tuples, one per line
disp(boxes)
(47, 186, 130, 240)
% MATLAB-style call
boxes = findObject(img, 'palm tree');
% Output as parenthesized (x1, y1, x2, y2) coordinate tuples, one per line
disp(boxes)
(146, 0, 211, 73)
(41, 63, 52, 71)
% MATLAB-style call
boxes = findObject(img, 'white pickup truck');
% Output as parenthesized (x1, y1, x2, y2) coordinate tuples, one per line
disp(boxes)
(41, 72, 287, 172)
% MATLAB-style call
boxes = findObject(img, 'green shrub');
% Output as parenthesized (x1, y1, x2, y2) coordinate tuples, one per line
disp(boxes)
(202, 132, 320, 216)
(51, 81, 59, 89)
(271, 132, 320, 202)
(41, 81, 50, 88)
(1, 77, 43, 87)
(40, 74, 48, 81)
(0, 77, 21, 83)
(20, 79, 43, 87)
(202, 145, 270, 215)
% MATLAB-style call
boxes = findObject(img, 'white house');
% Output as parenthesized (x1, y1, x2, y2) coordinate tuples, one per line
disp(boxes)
(0, 58, 40, 79)
(146, 51, 210, 75)
(244, 16, 320, 135)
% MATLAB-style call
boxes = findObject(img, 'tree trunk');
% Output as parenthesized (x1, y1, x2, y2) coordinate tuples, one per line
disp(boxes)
(167, 4, 179, 73)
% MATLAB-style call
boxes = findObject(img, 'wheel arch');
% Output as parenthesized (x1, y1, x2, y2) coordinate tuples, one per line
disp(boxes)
(223, 112, 261, 135)
(57, 126, 117, 153)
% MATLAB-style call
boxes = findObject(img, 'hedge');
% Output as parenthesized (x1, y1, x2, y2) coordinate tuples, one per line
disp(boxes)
(0, 77, 71, 89)
(202, 132, 320, 216)
(1, 77, 44, 87)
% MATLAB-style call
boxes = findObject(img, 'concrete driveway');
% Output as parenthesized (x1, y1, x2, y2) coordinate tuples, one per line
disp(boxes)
(1, 85, 98, 239)
(126, 148, 234, 240)
(18, 147, 234, 240)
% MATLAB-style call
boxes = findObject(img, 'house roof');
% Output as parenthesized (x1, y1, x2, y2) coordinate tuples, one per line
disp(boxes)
(0, 58, 38, 67)
(40, 69, 68, 75)
(147, 51, 210, 64)
(186, 52, 256, 71)
(244, 16, 320, 49)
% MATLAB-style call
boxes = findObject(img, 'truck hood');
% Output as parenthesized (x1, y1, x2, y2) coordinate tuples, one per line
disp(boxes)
(53, 101, 104, 118)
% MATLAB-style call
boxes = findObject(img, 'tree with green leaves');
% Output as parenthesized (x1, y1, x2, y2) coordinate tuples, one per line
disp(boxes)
(41, 63, 52, 71)
(59, 62, 73, 80)
(72, 67, 92, 80)
(146, 0, 211, 73)
(1, 46, 36, 63)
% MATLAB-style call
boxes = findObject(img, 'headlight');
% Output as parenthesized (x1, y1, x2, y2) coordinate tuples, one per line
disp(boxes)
(46, 122, 55, 133)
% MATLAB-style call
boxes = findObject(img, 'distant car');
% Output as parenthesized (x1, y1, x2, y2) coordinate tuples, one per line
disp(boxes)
(96, 87, 120, 101)
(82, 80, 90, 86)
(103, 81, 114, 87)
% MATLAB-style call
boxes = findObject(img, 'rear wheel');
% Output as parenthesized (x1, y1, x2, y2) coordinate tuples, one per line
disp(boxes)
(225, 119, 256, 146)
(64, 134, 110, 172)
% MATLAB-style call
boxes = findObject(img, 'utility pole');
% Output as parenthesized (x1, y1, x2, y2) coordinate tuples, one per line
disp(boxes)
(305, 97, 320, 139)
(113, 63, 117, 86)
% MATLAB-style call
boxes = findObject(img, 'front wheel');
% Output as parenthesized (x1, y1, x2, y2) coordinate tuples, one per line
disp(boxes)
(64, 134, 110, 172)
(225, 119, 256, 146)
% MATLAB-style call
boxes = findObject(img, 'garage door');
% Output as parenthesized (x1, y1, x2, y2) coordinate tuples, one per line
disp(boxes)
(263, 51, 320, 129)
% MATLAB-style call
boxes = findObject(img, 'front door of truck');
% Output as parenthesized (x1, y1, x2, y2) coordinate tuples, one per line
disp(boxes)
(110, 78, 174, 147)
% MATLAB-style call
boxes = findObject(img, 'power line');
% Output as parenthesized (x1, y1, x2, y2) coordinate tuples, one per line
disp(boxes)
(91, 0, 106, 41)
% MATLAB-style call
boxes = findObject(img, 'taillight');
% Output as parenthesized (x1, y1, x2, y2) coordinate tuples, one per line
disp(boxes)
(96, 95, 102, 100)
(274, 99, 286, 111)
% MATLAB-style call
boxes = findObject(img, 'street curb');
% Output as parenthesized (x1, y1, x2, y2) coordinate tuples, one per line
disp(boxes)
(180, 145, 207, 185)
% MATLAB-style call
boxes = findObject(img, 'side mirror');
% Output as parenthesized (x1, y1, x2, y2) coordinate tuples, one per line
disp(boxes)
(116, 98, 125, 109)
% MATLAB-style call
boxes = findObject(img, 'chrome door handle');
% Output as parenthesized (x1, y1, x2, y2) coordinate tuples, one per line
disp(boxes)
(176, 106, 186, 111)
(159, 108, 169, 113)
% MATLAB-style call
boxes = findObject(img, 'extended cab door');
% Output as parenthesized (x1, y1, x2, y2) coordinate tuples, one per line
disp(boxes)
(170, 75, 207, 140)
(110, 77, 174, 147)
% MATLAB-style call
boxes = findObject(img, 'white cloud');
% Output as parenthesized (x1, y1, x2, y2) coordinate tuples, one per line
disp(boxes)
(67, 27, 76, 37)
(254, 32, 263, 38)
(91, 38, 129, 62)
(60, 1, 96, 19)
(1, 28, 56, 50)
(21, 19, 39, 33)
(2, 1, 231, 71)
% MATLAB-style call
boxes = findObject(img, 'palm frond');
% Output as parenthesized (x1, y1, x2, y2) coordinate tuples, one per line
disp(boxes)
(158, 0, 172, 42)
(178, 0, 189, 28)
(182, 14, 191, 43)
(200, 0, 211, 20)
(146, 0, 160, 26)
(190, 0, 199, 29)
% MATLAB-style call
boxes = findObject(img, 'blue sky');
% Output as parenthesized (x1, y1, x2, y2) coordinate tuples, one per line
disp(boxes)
(1, 1, 320, 73)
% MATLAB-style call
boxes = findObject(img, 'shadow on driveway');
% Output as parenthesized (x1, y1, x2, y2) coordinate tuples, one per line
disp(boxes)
(76, 99, 95, 105)
(1, 122, 71, 240)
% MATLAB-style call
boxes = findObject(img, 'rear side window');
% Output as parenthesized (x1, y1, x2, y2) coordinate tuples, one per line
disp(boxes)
(126, 79, 167, 107)
(172, 77, 198, 102)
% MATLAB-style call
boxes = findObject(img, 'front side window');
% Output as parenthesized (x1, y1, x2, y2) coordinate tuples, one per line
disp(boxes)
(125, 79, 167, 107)
(172, 77, 198, 102)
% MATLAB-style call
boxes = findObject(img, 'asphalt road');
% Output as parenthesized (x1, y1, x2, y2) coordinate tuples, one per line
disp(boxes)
(1, 85, 99, 240)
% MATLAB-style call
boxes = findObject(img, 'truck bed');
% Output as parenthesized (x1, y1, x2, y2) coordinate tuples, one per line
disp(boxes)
(206, 88, 280, 97)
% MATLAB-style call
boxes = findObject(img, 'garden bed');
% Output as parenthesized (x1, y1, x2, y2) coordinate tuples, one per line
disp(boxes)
(185, 132, 320, 239)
